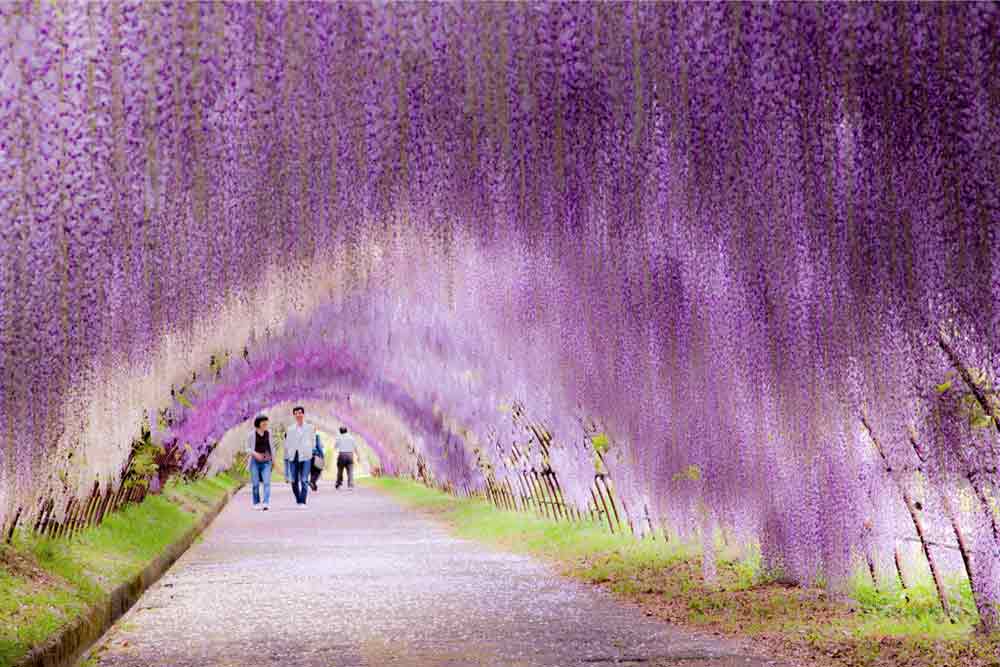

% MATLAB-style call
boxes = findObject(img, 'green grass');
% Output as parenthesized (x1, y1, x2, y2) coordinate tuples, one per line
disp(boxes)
(369, 477, 1000, 667)
(166, 471, 240, 507)
(0, 472, 241, 667)
(0, 566, 87, 666)
(366, 477, 697, 591)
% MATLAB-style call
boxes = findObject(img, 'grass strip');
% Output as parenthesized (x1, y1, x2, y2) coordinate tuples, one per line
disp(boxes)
(368, 477, 1000, 667)
(0, 472, 241, 667)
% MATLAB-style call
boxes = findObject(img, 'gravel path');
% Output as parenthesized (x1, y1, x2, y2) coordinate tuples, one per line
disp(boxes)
(86, 481, 789, 667)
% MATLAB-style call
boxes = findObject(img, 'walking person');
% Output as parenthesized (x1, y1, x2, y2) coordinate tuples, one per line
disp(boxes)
(285, 406, 316, 507)
(278, 425, 292, 483)
(309, 433, 324, 492)
(334, 426, 359, 489)
(246, 415, 273, 511)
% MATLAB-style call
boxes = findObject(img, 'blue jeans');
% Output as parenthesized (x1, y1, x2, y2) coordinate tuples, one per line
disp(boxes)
(290, 454, 311, 504)
(250, 459, 272, 505)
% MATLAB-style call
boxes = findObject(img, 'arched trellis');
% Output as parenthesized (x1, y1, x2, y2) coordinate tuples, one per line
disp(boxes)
(2, 0, 999, 632)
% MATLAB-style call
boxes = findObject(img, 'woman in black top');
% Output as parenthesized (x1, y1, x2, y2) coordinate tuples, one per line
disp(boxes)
(246, 415, 273, 510)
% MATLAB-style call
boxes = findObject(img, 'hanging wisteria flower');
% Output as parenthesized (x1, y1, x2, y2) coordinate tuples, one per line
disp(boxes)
(0, 0, 998, 630)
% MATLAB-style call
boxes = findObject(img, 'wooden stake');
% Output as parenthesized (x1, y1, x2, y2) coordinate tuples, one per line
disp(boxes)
(861, 415, 950, 618)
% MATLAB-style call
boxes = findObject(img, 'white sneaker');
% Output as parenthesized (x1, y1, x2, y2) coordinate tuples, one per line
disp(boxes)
(252, 504, 261, 511)
(262, 503, 270, 511)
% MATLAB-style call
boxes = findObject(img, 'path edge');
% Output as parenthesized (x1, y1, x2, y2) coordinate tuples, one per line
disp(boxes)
(14, 483, 243, 667)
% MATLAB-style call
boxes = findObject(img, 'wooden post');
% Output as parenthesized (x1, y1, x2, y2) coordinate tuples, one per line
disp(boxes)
(73, 493, 89, 534)
(547, 473, 565, 519)
(486, 479, 501, 510)
(500, 479, 520, 512)
(538, 470, 561, 521)
(643, 504, 657, 540)
(548, 472, 578, 522)
(4, 507, 22, 544)
(34, 498, 54, 535)
(861, 415, 950, 619)
(594, 476, 620, 533)
(910, 436, 980, 624)
(503, 479, 519, 511)
(83, 482, 102, 528)
(497, 480, 512, 511)
(530, 471, 552, 520)
(498, 480, 510, 510)
(95, 485, 114, 525)
(894, 547, 910, 594)
(866, 550, 878, 589)
(47, 500, 68, 538)
(521, 472, 538, 516)
(541, 471, 565, 521)
(861, 518, 879, 590)
(967, 471, 1000, 544)
(52, 500, 69, 539)
(517, 471, 537, 514)
(938, 334, 1000, 436)
(60, 498, 79, 539)
(619, 497, 636, 536)
(589, 487, 609, 530)
(600, 475, 627, 534)
(938, 334, 1000, 541)
(496, 479, 510, 511)
(114, 482, 129, 511)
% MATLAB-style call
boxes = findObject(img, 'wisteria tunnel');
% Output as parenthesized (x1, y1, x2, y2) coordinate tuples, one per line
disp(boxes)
(1, 0, 1000, 643)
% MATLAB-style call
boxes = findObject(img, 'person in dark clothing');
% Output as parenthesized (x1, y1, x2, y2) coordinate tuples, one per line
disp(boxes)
(245, 415, 273, 511)
(309, 433, 324, 491)
(334, 426, 359, 489)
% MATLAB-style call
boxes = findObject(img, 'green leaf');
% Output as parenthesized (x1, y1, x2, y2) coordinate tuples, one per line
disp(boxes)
(971, 414, 993, 430)
(591, 432, 610, 453)
(176, 392, 193, 409)
(934, 381, 952, 394)
(672, 464, 702, 482)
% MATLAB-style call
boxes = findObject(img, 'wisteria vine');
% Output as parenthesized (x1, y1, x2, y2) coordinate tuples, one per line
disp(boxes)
(1, 1, 998, 628)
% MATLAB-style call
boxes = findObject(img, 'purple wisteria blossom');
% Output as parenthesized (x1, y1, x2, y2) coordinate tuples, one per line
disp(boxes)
(0, 1, 998, 629)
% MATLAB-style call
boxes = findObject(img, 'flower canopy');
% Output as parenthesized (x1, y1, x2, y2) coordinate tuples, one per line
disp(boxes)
(1, 0, 998, 624)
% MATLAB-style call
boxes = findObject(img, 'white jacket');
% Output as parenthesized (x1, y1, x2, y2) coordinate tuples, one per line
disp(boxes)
(284, 422, 316, 462)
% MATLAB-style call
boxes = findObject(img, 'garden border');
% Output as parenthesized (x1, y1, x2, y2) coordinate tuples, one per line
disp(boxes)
(13, 483, 242, 667)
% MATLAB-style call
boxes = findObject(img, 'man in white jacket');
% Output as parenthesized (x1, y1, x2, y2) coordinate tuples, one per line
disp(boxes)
(285, 406, 316, 507)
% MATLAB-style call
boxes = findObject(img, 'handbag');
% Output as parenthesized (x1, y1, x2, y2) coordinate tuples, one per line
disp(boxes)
(312, 454, 325, 470)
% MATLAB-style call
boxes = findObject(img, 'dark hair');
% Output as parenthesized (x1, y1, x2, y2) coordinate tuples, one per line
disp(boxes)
(339, 426, 347, 434)
(254, 415, 269, 429)
(292, 406, 305, 415)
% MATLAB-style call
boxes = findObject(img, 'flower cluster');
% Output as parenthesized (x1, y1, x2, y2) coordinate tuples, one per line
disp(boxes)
(1, 1, 998, 627)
